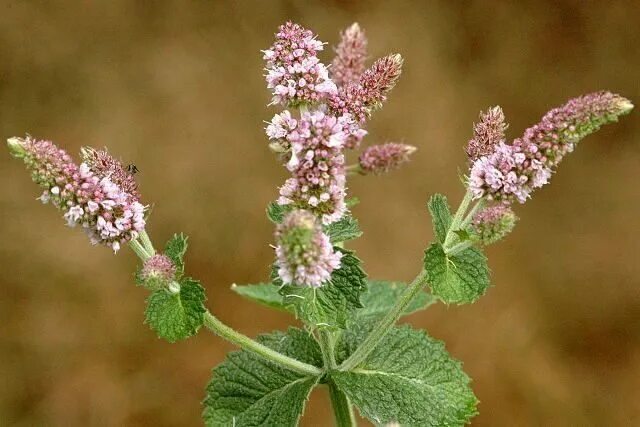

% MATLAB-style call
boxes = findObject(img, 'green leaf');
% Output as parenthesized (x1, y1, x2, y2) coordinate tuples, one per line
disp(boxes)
(346, 197, 360, 208)
(279, 249, 367, 329)
(332, 325, 478, 426)
(359, 280, 436, 320)
(203, 328, 322, 426)
(266, 202, 291, 224)
(144, 277, 207, 342)
(424, 243, 490, 305)
(427, 194, 452, 243)
(324, 215, 363, 243)
(164, 233, 189, 276)
(231, 283, 288, 311)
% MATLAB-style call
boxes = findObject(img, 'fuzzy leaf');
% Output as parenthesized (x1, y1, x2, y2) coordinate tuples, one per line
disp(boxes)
(324, 215, 363, 243)
(279, 249, 367, 329)
(332, 325, 478, 426)
(424, 243, 490, 304)
(203, 328, 322, 426)
(164, 233, 189, 276)
(359, 280, 435, 320)
(231, 283, 287, 311)
(144, 277, 206, 342)
(427, 194, 452, 243)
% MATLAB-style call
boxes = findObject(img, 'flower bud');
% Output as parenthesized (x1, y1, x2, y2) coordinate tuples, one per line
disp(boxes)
(141, 254, 177, 291)
(358, 143, 416, 175)
(471, 205, 518, 245)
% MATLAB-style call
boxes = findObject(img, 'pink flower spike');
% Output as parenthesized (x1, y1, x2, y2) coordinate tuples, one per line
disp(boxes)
(358, 143, 417, 175)
(466, 106, 508, 162)
(275, 210, 342, 288)
(331, 22, 368, 87)
(263, 22, 337, 107)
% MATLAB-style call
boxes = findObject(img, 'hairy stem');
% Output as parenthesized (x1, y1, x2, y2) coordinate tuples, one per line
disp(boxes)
(318, 329, 337, 369)
(129, 239, 151, 260)
(338, 269, 428, 371)
(203, 311, 322, 377)
(138, 230, 156, 256)
(328, 380, 356, 427)
(443, 189, 474, 249)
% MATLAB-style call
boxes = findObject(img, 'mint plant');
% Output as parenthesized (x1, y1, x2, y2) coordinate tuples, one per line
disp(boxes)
(6, 21, 633, 426)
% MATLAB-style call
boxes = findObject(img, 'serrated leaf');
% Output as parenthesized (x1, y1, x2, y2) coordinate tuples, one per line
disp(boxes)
(427, 194, 452, 243)
(144, 277, 206, 342)
(278, 249, 367, 329)
(424, 243, 490, 304)
(203, 328, 322, 426)
(164, 233, 188, 276)
(231, 283, 288, 311)
(266, 202, 291, 224)
(359, 280, 435, 320)
(332, 325, 478, 426)
(324, 215, 363, 243)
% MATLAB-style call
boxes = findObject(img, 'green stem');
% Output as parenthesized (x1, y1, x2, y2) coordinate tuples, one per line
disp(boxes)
(318, 330, 337, 369)
(328, 380, 357, 427)
(203, 311, 322, 377)
(129, 239, 151, 261)
(338, 269, 429, 371)
(443, 189, 474, 249)
(445, 240, 474, 256)
(458, 198, 485, 231)
(139, 230, 156, 256)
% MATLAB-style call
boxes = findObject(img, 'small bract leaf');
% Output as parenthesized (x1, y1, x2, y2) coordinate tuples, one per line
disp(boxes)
(164, 233, 188, 276)
(424, 243, 490, 304)
(266, 202, 291, 224)
(231, 283, 288, 311)
(324, 214, 363, 243)
(427, 194, 452, 243)
(144, 277, 206, 342)
(203, 328, 322, 426)
(278, 249, 367, 329)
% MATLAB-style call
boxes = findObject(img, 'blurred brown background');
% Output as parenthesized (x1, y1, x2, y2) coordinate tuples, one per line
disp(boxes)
(1, 1, 639, 426)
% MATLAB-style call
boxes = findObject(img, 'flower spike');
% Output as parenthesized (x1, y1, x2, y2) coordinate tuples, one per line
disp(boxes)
(469, 91, 633, 203)
(275, 209, 342, 287)
(331, 22, 368, 87)
(358, 143, 417, 175)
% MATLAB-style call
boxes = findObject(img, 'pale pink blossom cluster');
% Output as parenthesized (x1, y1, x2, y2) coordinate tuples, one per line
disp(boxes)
(271, 110, 349, 225)
(359, 143, 417, 175)
(8, 136, 145, 252)
(331, 23, 368, 87)
(275, 210, 342, 288)
(142, 254, 176, 282)
(469, 92, 633, 203)
(263, 22, 337, 107)
(471, 204, 517, 245)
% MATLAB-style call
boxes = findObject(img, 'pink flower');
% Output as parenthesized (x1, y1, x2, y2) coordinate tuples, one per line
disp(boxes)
(142, 254, 177, 282)
(358, 143, 416, 175)
(275, 110, 348, 224)
(469, 92, 633, 203)
(331, 23, 368, 87)
(275, 210, 342, 287)
(8, 136, 146, 252)
(263, 22, 337, 107)
(471, 204, 518, 245)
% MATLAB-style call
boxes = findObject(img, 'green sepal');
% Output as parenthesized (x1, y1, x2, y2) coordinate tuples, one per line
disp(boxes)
(144, 277, 207, 342)
(424, 243, 490, 305)
(346, 197, 360, 208)
(332, 325, 478, 426)
(164, 233, 188, 277)
(324, 214, 363, 244)
(231, 283, 288, 311)
(203, 328, 322, 426)
(427, 194, 452, 243)
(277, 248, 367, 330)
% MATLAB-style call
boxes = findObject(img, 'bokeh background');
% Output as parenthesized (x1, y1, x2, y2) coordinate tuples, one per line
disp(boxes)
(1, 1, 639, 425)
